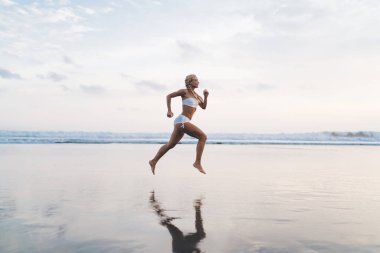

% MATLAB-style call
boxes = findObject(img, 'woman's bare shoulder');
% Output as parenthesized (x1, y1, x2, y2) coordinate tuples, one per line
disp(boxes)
(168, 88, 187, 98)
(176, 89, 187, 97)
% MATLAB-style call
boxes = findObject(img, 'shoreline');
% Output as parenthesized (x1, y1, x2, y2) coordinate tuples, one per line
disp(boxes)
(2, 130, 380, 145)
(1, 142, 380, 146)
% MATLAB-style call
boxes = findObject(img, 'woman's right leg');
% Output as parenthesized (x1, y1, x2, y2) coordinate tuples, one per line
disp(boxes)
(182, 122, 207, 174)
(149, 124, 184, 175)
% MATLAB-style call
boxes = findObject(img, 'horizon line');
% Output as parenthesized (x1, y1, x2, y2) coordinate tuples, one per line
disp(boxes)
(1, 130, 379, 134)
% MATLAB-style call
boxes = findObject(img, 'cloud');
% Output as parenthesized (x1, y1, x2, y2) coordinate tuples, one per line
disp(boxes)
(60, 84, 69, 91)
(0, 86, 7, 94)
(231, 82, 276, 94)
(0, 0, 16, 6)
(177, 41, 202, 54)
(0, 3, 96, 59)
(176, 40, 204, 60)
(120, 73, 133, 79)
(63, 55, 73, 64)
(77, 6, 96, 15)
(59, 0, 71, 6)
(100, 6, 114, 14)
(48, 72, 67, 82)
(132, 0, 163, 7)
(80, 84, 106, 94)
(38, 72, 68, 82)
(228, 0, 380, 57)
(134, 80, 166, 92)
(44, 7, 82, 23)
(0, 67, 21, 79)
(256, 83, 276, 91)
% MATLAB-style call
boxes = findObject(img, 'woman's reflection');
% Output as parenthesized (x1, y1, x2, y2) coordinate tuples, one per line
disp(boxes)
(150, 191, 206, 253)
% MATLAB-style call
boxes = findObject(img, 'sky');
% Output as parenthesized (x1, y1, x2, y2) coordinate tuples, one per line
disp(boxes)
(1, 0, 380, 133)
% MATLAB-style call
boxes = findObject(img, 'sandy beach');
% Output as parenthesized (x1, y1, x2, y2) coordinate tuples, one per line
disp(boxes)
(1, 144, 380, 253)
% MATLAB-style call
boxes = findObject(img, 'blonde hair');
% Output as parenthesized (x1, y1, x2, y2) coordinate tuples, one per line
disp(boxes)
(185, 74, 197, 86)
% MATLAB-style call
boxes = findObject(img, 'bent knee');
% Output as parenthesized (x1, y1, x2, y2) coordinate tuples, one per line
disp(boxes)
(200, 134, 207, 141)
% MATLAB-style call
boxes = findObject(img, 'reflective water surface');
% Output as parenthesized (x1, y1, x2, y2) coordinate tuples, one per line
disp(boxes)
(1, 144, 380, 253)
(150, 191, 206, 253)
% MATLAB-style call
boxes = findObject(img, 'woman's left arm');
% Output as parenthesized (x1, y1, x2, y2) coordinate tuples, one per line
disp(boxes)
(199, 89, 209, 109)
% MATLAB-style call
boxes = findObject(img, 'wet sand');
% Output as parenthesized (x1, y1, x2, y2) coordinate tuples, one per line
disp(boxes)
(1, 144, 380, 253)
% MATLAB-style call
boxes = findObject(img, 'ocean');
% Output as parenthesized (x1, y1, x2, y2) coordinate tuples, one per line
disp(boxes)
(1, 131, 380, 145)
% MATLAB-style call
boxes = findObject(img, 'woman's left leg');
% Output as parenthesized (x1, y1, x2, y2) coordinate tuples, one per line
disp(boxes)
(149, 124, 184, 175)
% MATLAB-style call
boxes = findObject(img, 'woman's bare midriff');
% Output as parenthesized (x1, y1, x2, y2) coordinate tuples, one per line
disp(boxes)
(181, 105, 196, 120)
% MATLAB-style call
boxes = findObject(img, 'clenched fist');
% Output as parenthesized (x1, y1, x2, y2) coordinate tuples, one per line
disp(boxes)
(167, 111, 174, 118)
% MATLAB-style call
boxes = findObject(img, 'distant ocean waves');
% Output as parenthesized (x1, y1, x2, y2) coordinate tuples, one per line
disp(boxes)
(1, 131, 380, 145)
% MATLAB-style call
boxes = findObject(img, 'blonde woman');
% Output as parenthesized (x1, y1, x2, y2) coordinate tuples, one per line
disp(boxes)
(149, 74, 209, 175)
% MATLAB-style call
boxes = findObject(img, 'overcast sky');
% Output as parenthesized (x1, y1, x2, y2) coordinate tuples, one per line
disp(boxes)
(1, 0, 380, 133)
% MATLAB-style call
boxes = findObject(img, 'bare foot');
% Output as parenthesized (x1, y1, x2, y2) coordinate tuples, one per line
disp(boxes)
(193, 162, 206, 174)
(149, 160, 156, 175)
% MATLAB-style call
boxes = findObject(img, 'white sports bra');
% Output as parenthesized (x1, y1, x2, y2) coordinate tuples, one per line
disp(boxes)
(182, 97, 198, 108)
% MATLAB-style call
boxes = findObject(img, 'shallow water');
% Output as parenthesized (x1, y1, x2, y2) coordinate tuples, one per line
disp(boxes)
(1, 144, 380, 253)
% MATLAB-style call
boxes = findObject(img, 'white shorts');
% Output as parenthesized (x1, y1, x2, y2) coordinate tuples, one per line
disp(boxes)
(174, 115, 190, 128)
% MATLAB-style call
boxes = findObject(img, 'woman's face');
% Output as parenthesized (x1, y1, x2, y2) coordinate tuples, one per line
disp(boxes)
(190, 76, 199, 88)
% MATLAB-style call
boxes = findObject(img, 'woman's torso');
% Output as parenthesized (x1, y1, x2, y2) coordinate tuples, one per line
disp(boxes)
(181, 90, 200, 120)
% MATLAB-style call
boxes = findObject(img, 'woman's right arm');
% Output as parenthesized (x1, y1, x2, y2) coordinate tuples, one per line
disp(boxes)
(166, 89, 185, 118)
